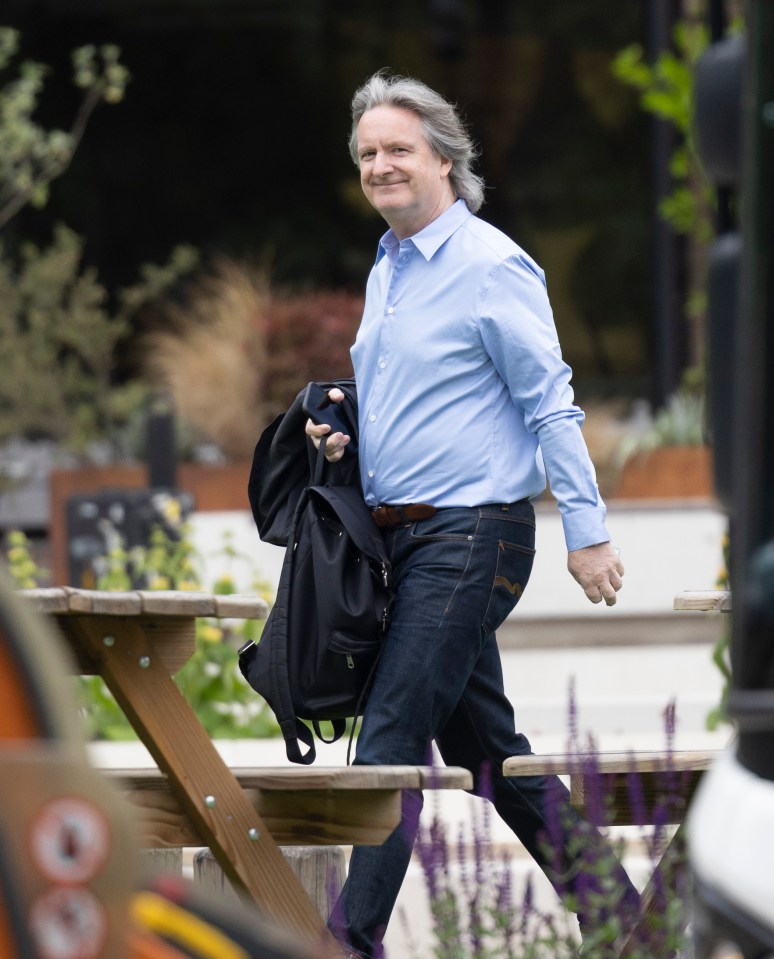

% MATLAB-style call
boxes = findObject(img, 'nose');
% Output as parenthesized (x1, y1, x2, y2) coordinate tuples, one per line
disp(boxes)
(372, 150, 393, 176)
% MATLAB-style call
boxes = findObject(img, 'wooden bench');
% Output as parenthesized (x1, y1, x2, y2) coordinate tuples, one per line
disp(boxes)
(503, 749, 717, 825)
(20, 586, 473, 946)
(504, 749, 718, 955)
(104, 764, 471, 848)
(106, 763, 472, 917)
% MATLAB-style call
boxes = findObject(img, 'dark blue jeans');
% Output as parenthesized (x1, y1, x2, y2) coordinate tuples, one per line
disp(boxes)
(329, 502, 638, 958)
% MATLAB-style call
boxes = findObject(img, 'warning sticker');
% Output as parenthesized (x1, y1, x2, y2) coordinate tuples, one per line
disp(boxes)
(30, 798, 111, 884)
(28, 886, 107, 959)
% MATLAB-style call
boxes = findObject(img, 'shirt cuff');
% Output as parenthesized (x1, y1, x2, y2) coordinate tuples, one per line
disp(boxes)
(561, 507, 611, 553)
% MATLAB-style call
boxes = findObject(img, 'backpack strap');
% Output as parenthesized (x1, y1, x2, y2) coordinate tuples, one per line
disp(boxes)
(265, 484, 318, 764)
(312, 435, 328, 485)
(312, 719, 347, 744)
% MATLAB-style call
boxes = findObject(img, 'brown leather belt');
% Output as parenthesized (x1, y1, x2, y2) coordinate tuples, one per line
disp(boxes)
(371, 503, 438, 528)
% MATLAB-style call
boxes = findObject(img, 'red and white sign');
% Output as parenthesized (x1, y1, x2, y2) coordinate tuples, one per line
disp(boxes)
(28, 886, 107, 959)
(29, 798, 110, 885)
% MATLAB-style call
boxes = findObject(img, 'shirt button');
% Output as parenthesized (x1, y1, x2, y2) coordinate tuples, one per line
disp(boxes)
(379, 361, 386, 369)
(367, 469, 374, 478)
(386, 306, 395, 314)
(369, 415, 376, 422)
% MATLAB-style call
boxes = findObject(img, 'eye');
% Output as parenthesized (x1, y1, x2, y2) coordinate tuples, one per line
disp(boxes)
(360, 150, 375, 161)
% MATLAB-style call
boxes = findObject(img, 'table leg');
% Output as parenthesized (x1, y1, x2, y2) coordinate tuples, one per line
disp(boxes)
(67, 614, 342, 954)
(615, 826, 689, 958)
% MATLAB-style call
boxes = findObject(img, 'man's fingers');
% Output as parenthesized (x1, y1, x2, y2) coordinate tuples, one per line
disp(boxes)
(568, 543, 624, 607)
(323, 433, 350, 462)
(583, 577, 620, 606)
(598, 582, 618, 607)
(305, 418, 350, 462)
(584, 583, 604, 604)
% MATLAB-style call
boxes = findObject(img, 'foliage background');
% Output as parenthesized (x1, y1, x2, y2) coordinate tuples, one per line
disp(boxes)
(3, 0, 654, 404)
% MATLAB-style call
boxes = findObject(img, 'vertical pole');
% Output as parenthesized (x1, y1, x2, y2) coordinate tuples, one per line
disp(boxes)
(728, 0, 774, 779)
(146, 397, 177, 490)
(647, 0, 688, 406)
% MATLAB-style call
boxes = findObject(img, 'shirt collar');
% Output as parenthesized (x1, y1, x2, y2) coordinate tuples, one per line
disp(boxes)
(376, 199, 471, 265)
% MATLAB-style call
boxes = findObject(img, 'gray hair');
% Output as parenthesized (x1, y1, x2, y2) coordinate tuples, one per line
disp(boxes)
(349, 71, 485, 213)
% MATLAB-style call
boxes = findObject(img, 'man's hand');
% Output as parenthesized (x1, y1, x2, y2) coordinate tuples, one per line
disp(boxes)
(304, 387, 351, 462)
(568, 542, 623, 606)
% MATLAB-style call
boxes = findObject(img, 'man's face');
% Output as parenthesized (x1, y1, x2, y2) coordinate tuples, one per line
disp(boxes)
(356, 105, 454, 239)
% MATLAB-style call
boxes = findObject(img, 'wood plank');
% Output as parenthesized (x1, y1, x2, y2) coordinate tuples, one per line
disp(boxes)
(55, 614, 196, 676)
(138, 591, 217, 616)
(103, 765, 473, 847)
(105, 765, 473, 792)
(504, 751, 716, 827)
(16, 587, 71, 614)
(252, 790, 401, 845)
(90, 591, 144, 615)
(125, 787, 202, 847)
(222, 765, 420, 791)
(503, 750, 718, 778)
(119, 785, 402, 847)
(214, 594, 269, 620)
(63, 587, 96, 612)
(65, 613, 339, 950)
(23, 587, 269, 621)
(571, 768, 706, 825)
(673, 589, 732, 611)
(418, 766, 473, 790)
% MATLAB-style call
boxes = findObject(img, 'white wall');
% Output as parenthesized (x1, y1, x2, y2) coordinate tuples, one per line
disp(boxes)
(188, 501, 728, 618)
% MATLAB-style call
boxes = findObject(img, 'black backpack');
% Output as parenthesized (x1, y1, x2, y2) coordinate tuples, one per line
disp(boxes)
(239, 444, 393, 764)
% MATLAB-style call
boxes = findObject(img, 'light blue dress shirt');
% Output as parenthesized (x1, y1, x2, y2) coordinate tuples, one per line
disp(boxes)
(351, 199, 609, 552)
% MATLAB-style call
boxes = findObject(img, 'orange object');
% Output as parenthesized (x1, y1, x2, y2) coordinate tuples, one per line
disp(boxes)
(0, 625, 44, 738)
(129, 927, 191, 959)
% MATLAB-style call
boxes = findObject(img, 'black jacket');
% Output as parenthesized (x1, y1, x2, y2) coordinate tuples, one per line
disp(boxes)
(247, 378, 360, 546)
(242, 379, 392, 764)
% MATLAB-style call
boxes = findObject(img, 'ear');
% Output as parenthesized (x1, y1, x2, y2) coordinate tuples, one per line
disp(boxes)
(440, 156, 453, 178)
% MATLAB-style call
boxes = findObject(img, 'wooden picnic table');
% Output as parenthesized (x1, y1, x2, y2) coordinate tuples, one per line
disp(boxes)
(673, 589, 732, 612)
(503, 750, 718, 825)
(105, 763, 470, 848)
(20, 587, 472, 953)
(504, 749, 719, 955)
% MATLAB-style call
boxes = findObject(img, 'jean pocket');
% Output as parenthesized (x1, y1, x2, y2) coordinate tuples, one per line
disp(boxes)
(408, 507, 477, 543)
(481, 539, 535, 635)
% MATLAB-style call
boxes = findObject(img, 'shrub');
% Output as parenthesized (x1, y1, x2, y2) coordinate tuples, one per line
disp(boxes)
(406, 697, 691, 958)
(0, 25, 199, 459)
(140, 257, 362, 459)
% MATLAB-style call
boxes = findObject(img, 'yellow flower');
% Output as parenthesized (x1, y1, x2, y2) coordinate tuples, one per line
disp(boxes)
(161, 498, 182, 524)
(214, 574, 235, 595)
(198, 623, 223, 643)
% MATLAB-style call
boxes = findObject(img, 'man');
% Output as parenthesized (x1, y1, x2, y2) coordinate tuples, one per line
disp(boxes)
(306, 71, 638, 958)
